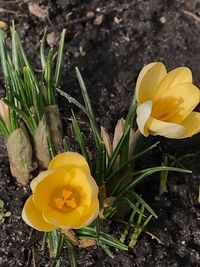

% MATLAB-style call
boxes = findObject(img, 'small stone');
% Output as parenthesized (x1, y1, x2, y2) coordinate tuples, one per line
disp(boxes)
(114, 17, 123, 24)
(160, 16, 166, 24)
(86, 11, 95, 18)
(94, 15, 104, 25)
(0, 21, 8, 31)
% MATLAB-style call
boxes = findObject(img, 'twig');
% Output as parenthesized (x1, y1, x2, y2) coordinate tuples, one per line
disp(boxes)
(145, 231, 164, 245)
(182, 10, 200, 23)
(32, 247, 36, 267)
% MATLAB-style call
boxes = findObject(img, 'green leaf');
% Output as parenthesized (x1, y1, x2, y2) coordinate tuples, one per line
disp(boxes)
(76, 227, 128, 251)
(71, 110, 90, 164)
(54, 29, 66, 86)
(106, 141, 160, 182)
(75, 67, 102, 149)
(106, 126, 130, 176)
(40, 27, 47, 70)
(65, 239, 77, 267)
(117, 166, 192, 197)
(50, 232, 65, 267)
(129, 191, 157, 218)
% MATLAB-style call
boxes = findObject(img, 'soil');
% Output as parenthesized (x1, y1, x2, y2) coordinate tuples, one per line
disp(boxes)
(0, 0, 200, 266)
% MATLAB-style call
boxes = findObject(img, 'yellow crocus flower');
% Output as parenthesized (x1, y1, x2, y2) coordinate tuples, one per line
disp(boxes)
(22, 152, 99, 232)
(136, 62, 200, 138)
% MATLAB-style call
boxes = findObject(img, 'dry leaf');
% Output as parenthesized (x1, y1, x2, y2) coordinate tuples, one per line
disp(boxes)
(101, 126, 112, 157)
(28, 2, 48, 19)
(34, 116, 51, 169)
(0, 99, 11, 131)
(113, 118, 125, 151)
(6, 128, 33, 185)
(46, 32, 58, 46)
(103, 197, 116, 208)
(62, 229, 79, 246)
(79, 239, 96, 248)
(45, 105, 63, 152)
(0, 21, 8, 31)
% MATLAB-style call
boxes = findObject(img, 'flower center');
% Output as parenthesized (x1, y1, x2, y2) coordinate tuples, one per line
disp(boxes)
(54, 189, 77, 210)
(152, 97, 180, 121)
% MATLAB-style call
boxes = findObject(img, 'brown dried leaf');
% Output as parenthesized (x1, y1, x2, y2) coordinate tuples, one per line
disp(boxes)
(6, 128, 33, 185)
(79, 239, 96, 248)
(62, 229, 79, 246)
(101, 126, 112, 157)
(28, 2, 48, 19)
(46, 32, 58, 46)
(34, 116, 51, 169)
(113, 118, 125, 151)
(103, 197, 116, 208)
(45, 105, 63, 152)
(0, 21, 8, 31)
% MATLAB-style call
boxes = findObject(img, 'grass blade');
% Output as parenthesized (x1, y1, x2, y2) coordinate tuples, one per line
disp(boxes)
(71, 110, 90, 164)
(54, 29, 66, 86)
(117, 166, 192, 197)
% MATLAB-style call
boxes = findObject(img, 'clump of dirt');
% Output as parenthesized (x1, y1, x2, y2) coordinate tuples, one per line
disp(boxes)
(0, 0, 200, 266)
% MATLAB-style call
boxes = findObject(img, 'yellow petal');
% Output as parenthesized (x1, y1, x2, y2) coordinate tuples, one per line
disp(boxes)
(48, 152, 90, 174)
(152, 83, 200, 123)
(147, 117, 186, 138)
(33, 169, 72, 210)
(22, 196, 56, 232)
(136, 101, 152, 136)
(43, 205, 83, 229)
(30, 169, 55, 192)
(135, 62, 167, 103)
(155, 67, 192, 99)
(180, 112, 200, 138)
(68, 168, 99, 207)
(74, 200, 99, 229)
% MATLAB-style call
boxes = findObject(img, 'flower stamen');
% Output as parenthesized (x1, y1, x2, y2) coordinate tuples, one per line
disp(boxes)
(54, 189, 77, 209)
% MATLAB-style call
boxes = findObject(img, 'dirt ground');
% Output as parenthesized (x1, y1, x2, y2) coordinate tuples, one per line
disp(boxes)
(0, 0, 200, 266)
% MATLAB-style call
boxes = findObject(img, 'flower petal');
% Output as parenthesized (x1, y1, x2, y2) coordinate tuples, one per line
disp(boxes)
(155, 67, 192, 99)
(43, 205, 83, 229)
(68, 168, 99, 207)
(33, 169, 72, 210)
(22, 196, 56, 232)
(74, 200, 99, 229)
(48, 152, 90, 174)
(180, 112, 200, 138)
(136, 101, 152, 136)
(30, 169, 55, 192)
(135, 62, 167, 103)
(147, 117, 186, 138)
(152, 83, 200, 123)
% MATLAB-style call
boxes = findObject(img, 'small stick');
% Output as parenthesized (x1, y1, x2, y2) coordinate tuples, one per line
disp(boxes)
(182, 10, 200, 23)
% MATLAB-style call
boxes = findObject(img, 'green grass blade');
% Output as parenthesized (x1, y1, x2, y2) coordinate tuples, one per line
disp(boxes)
(118, 166, 192, 197)
(120, 197, 146, 217)
(65, 239, 77, 267)
(40, 27, 47, 70)
(71, 110, 90, 163)
(106, 126, 130, 176)
(107, 141, 160, 182)
(76, 227, 128, 250)
(129, 191, 157, 218)
(50, 233, 65, 267)
(57, 89, 90, 117)
(0, 117, 10, 140)
(11, 21, 19, 71)
(54, 29, 66, 86)
(75, 67, 102, 147)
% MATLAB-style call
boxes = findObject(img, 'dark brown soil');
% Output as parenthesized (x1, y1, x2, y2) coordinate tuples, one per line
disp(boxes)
(1, 0, 200, 266)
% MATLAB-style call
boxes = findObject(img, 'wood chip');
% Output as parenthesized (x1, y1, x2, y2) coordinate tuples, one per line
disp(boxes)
(28, 2, 48, 19)
(0, 21, 8, 30)
(62, 229, 79, 246)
